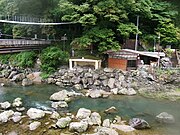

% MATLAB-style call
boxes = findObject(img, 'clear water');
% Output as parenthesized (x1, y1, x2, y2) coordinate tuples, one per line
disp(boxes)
(0, 84, 180, 135)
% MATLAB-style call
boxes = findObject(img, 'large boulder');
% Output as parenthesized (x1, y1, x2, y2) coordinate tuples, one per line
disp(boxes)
(156, 112, 175, 124)
(50, 90, 68, 101)
(12, 112, 22, 123)
(129, 118, 150, 129)
(26, 72, 42, 84)
(118, 88, 137, 95)
(56, 117, 71, 128)
(69, 121, 88, 133)
(76, 108, 91, 120)
(27, 108, 45, 119)
(96, 127, 118, 135)
(108, 78, 115, 89)
(111, 124, 136, 133)
(89, 112, 101, 126)
(0, 101, 11, 109)
(11, 73, 25, 82)
(87, 89, 102, 98)
(8, 71, 18, 79)
(0, 110, 14, 123)
(22, 78, 33, 86)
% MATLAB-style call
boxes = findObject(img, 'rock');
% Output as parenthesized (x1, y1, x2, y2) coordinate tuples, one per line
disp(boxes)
(76, 108, 91, 120)
(129, 118, 150, 129)
(12, 115, 22, 123)
(12, 112, 22, 123)
(27, 108, 45, 119)
(156, 112, 175, 124)
(113, 116, 122, 124)
(104, 68, 114, 73)
(111, 88, 118, 95)
(96, 127, 118, 135)
(51, 101, 68, 109)
(26, 72, 42, 84)
(8, 71, 18, 79)
(6, 131, 18, 135)
(88, 89, 102, 98)
(102, 79, 108, 86)
(22, 78, 33, 86)
(90, 112, 101, 126)
(69, 121, 88, 133)
(0, 101, 11, 109)
(100, 90, 111, 98)
(102, 119, 111, 127)
(108, 78, 115, 89)
(118, 74, 125, 81)
(47, 78, 55, 84)
(50, 90, 68, 101)
(118, 88, 137, 95)
(71, 77, 81, 84)
(11, 73, 25, 82)
(111, 124, 136, 133)
(93, 80, 101, 86)
(29, 121, 41, 131)
(73, 84, 83, 90)
(0, 83, 5, 86)
(104, 106, 117, 114)
(50, 111, 60, 119)
(55, 82, 63, 87)
(12, 98, 23, 107)
(0, 110, 14, 123)
(16, 107, 25, 112)
(56, 117, 71, 128)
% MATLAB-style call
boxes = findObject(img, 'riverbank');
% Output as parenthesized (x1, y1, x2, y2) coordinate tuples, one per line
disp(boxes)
(0, 63, 179, 100)
(0, 63, 180, 134)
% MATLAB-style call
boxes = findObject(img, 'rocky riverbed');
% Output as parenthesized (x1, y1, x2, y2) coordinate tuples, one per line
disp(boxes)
(0, 63, 180, 134)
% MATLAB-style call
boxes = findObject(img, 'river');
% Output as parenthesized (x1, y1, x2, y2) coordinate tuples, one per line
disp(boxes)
(0, 84, 180, 135)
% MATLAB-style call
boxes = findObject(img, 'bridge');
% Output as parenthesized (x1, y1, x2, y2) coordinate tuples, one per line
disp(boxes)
(0, 39, 51, 54)
(0, 15, 75, 25)
(0, 15, 72, 53)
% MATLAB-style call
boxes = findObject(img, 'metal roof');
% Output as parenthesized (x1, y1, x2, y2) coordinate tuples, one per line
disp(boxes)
(106, 49, 165, 59)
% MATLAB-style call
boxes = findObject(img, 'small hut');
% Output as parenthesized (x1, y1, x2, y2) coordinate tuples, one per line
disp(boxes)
(105, 49, 165, 71)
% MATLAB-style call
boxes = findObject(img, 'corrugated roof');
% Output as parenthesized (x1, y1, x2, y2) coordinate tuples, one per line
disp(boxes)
(106, 49, 165, 59)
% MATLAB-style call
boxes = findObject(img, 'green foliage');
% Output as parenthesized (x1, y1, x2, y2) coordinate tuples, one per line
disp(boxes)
(40, 46, 69, 73)
(156, 20, 179, 47)
(117, 23, 138, 39)
(0, 51, 37, 68)
(71, 27, 120, 52)
(164, 48, 174, 57)
(0, 54, 12, 64)
(14, 51, 37, 68)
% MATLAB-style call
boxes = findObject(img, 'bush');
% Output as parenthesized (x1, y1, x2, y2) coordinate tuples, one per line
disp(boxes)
(40, 46, 69, 73)
(0, 52, 37, 68)
(14, 51, 37, 68)
(0, 54, 12, 64)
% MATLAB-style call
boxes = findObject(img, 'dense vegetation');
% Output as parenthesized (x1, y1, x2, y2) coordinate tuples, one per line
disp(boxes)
(0, 0, 179, 52)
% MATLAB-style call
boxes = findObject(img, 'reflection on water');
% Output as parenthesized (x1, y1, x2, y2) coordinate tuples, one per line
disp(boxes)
(0, 84, 180, 135)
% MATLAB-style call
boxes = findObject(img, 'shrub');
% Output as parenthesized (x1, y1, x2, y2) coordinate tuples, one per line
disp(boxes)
(14, 51, 37, 68)
(40, 46, 69, 73)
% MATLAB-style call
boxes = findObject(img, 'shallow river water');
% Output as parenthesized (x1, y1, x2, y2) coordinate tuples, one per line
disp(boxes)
(0, 84, 180, 135)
